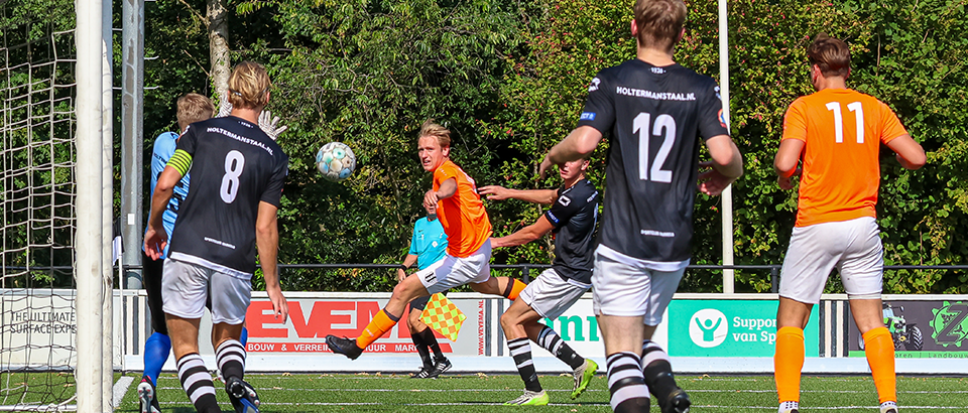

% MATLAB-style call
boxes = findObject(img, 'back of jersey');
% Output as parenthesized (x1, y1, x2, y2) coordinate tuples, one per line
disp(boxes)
(577, 59, 729, 266)
(168, 116, 289, 278)
(782, 89, 907, 227)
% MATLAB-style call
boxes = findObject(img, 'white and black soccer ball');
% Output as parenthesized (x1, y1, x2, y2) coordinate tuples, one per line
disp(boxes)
(315, 142, 356, 182)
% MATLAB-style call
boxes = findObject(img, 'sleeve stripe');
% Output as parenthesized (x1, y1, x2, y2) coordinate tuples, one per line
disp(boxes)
(167, 149, 192, 175)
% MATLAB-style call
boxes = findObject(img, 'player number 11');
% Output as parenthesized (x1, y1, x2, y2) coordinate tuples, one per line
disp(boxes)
(826, 101, 865, 144)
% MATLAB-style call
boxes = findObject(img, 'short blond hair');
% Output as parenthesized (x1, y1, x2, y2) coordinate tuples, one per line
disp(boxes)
(633, 0, 687, 51)
(419, 119, 451, 148)
(227, 61, 271, 109)
(808, 33, 850, 77)
(176, 93, 214, 131)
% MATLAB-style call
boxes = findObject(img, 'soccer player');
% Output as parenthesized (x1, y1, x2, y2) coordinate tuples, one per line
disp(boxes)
(479, 159, 599, 406)
(772, 34, 925, 413)
(325, 119, 528, 361)
(144, 61, 290, 413)
(397, 202, 451, 378)
(537, 0, 744, 411)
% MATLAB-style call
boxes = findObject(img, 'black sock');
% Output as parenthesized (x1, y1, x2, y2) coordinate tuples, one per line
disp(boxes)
(411, 329, 433, 368)
(607, 352, 650, 413)
(537, 326, 585, 370)
(177, 353, 220, 413)
(508, 338, 541, 392)
(642, 340, 678, 399)
(419, 328, 445, 361)
(216, 339, 246, 383)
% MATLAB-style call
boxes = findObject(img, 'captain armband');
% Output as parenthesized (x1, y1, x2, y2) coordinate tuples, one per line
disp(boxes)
(167, 149, 193, 175)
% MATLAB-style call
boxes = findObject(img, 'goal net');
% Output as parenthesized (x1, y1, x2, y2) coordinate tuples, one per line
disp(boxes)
(0, 2, 81, 410)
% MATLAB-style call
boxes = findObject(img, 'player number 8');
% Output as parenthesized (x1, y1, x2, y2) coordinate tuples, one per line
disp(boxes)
(220, 150, 245, 203)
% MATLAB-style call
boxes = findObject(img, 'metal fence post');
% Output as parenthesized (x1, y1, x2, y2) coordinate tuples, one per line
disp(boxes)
(771, 266, 779, 293)
(522, 265, 530, 283)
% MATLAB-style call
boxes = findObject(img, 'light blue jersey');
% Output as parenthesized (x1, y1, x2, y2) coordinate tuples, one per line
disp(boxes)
(143, 131, 190, 259)
(409, 217, 448, 270)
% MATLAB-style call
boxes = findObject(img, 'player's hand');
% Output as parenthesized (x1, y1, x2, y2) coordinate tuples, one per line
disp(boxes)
(396, 268, 407, 283)
(258, 110, 288, 140)
(479, 185, 511, 201)
(216, 100, 233, 118)
(777, 168, 801, 191)
(538, 154, 556, 180)
(423, 190, 439, 210)
(266, 283, 289, 323)
(142, 225, 168, 261)
(697, 161, 736, 196)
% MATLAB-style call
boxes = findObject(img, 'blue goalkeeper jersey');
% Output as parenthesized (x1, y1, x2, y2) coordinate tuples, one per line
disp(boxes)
(143, 131, 191, 259)
(409, 217, 448, 270)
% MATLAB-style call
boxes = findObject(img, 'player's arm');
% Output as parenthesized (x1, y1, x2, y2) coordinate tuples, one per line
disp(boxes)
(397, 254, 418, 282)
(424, 177, 457, 209)
(144, 152, 188, 260)
(256, 201, 288, 322)
(885, 134, 925, 170)
(540, 127, 603, 178)
(491, 215, 555, 248)
(478, 186, 557, 205)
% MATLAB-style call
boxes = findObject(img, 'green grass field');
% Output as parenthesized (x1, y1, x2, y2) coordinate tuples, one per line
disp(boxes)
(111, 373, 968, 412)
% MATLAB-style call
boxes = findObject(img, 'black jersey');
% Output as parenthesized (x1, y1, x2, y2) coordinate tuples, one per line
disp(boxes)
(545, 179, 599, 285)
(577, 59, 729, 266)
(167, 116, 289, 278)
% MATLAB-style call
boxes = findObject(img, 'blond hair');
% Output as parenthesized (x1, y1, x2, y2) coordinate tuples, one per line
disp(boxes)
(176, 93, 214, 131)
(633, 0, 687, 51)
(808, 33, 850, 77)
(419, 119, 451, 148)
(227, 61, 271, 109)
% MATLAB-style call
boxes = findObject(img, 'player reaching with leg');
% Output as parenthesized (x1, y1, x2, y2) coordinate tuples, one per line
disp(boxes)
(397, 202, 452, 378)
(538, 0, 743, 411)
(772, 34, 925, 413)
(144, 61, 290, 413)
(326, 119, 528, 361)
(480, 159, 599, 406)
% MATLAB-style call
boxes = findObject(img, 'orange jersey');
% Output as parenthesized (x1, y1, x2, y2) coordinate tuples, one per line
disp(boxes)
(782, 88, 908, 227)
(433, 159, 492, 257)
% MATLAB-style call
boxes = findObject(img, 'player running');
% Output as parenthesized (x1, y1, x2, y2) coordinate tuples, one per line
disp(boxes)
(772, 34, 925, 413)
(326, 119, 528, 361)
(397, 202, 452, 378)
(144, 61, 290, 413)
(537, 0, 743, 411)
(480, 159, 599, 406)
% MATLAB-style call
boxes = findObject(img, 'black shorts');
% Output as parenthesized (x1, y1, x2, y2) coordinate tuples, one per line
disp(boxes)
(141, 249, 167, 335)
(409, 295, 431, 312)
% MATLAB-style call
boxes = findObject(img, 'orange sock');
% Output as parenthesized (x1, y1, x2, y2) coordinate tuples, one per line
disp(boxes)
(774, 326, 805, 404)
(503, 278, 527, 300)
(863, 327, 896, 404)
(356, 309, 400, 349)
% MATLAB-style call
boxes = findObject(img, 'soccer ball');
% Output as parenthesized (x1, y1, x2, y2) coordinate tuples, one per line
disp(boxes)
(315, 142, 356, 182)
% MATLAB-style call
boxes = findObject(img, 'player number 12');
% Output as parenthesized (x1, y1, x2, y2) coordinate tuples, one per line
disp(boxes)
(633, 112, 675, 183)
(826, 101, 865, 143)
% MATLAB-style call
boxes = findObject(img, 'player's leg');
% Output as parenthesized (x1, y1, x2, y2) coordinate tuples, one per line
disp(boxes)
(210, 271, 259, 413)
(466, 241, 527, 300)
(163, 260, 220, 413)
(500, 298, 547, 405)
(409, 295, 452, 378)
(327, 261, 434, 359)
(139, 251, 168, 413)
(774, 223, 838, 413)
(640, 268, 689, 413)
(839, 217, 896, 413)
(594, 255, 651, 413)
(406, 296, 435, 377)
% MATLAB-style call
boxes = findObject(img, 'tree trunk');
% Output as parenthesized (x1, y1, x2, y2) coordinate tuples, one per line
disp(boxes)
(207, 0, 230, 106)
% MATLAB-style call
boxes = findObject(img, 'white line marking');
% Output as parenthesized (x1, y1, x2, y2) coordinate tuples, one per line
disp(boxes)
(156, 386, 968, 395)
(113, 376, 135, 408)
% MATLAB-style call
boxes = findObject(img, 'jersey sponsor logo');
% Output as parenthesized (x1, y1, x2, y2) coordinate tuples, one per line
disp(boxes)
(616, 87, 696, 101)
(640, 229, 675, 238)
(651, 67, 666, 74)
(206, 127, 275, 156)
(546, 211, 560, 224)
(558, 195, 571, 206)
(714, 86, 722, 100)
(204, 236, 237, 250)
(587, 191, 598, 203)
(580, 112, 596, 121)
(588, 77, 601, 92)
(719, 108, 729, 129)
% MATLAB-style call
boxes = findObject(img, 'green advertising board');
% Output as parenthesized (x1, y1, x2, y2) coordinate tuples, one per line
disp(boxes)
(668, 300, 819, 357)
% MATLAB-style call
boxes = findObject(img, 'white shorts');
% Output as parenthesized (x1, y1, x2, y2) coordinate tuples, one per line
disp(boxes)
(519, 268, 590, 319)
(416, 240, 492, 295)
(779, 216, 883, 304)
(162, 258, 251, 324)
(592, 253, 685, 325)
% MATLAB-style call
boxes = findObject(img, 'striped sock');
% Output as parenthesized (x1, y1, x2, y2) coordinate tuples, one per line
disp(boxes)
(641, 340, 678, 399)
(537, 326, 584, 370)
(216, 339, 246, 384)
(607, 352, 650, 413)
(508, 338, 541, 392)
(176, 353, 219, 413)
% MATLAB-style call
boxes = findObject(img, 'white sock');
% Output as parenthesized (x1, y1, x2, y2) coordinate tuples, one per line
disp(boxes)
(881, 401, 898, 411)
(779, 401, 799, 412)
